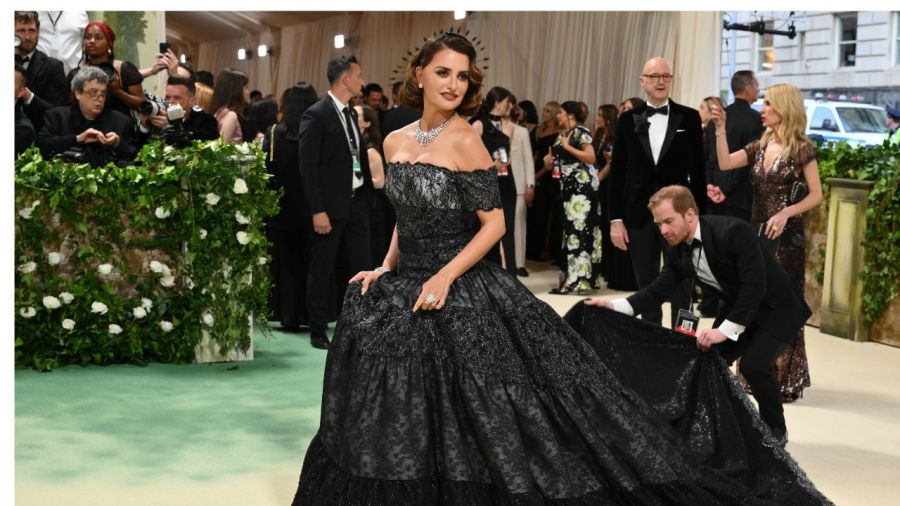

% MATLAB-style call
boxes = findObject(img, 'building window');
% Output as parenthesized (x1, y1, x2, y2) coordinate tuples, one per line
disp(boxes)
(895, 12, 900, 65)
(837, 14, 858, 68)
(757, 21, 775, 72)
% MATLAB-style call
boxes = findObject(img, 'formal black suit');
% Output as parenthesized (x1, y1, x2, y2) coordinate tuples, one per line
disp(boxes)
(134, 107, 220, 149)
(380, 105, 421, 138)
(19, 50, 68, 132)
(627, 215, 810, 433)
(36, 104, 136, 167)
(705, 98, 764, 222)
(15, 103, 36, 157)
(609, 100, 705, 326)
(299, 94, 375, 340)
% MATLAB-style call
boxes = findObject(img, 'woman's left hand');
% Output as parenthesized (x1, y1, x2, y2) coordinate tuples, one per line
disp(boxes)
(766, 210, 790, 239)
(560, 131, 572, 148)
(413, 271, 455, 312)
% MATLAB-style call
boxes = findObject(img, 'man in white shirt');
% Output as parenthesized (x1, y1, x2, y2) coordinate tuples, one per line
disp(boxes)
(37, 11, 88, 75)
(587, 185, 810, 447)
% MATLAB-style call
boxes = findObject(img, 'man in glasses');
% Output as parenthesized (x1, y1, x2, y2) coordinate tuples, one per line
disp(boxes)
(36, 66, 135, 167)
(608, 56, 705, 328)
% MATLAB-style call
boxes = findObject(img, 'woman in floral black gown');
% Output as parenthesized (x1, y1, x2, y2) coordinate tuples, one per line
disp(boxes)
(291, 33, 830, 506)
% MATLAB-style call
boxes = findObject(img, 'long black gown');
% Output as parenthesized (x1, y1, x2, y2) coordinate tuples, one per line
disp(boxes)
(291, 161, 830, 505)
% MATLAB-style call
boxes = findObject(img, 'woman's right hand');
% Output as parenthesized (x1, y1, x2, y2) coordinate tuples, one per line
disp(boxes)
(542, 146, 554, 169)
(709, 104, 726, 130)
(351, 268, 388, 295)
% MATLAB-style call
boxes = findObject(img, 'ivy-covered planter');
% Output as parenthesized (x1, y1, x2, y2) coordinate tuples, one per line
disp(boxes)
(814, 140, 900, 346)
(14, 141, 279, 370)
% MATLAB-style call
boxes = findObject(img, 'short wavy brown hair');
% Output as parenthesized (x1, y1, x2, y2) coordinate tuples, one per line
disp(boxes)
(398, 32, 483, 116)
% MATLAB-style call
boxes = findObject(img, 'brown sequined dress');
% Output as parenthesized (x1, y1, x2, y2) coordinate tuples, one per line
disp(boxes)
(738, 139, 816, 402)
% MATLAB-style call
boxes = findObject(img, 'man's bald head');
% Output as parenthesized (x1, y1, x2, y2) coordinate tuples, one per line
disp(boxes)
(640, 57, 672, 107)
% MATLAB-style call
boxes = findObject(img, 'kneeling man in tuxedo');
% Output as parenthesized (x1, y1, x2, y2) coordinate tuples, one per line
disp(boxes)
(586, 184, 809, 447)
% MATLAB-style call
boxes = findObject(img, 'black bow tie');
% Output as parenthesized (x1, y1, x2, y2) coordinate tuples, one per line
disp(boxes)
(646, 104, 669, 117)
(682, 238, 702, 254)
(17, 55, 31, 64)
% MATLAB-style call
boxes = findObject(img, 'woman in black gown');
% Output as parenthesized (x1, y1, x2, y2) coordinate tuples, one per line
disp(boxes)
(291, 32, 830, 505)
(471, 87, 518, 275)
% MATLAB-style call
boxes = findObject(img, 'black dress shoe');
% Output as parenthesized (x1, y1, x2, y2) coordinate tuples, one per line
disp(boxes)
(310, 335, 330, 350)
(517, 267, 529, 277)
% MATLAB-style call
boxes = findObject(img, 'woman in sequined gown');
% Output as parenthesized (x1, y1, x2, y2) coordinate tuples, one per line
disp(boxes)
(710, 83, 823, 403)
(291, 34, 830, 505)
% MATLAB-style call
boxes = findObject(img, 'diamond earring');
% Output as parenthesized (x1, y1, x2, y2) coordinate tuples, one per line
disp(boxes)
(418, 83, 423, 89)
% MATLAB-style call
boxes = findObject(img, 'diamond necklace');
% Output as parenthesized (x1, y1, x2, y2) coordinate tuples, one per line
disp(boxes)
(415, 113, 457, 147)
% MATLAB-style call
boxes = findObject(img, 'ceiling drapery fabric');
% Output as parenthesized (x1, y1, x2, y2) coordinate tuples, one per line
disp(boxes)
(194, 11, 719, 114)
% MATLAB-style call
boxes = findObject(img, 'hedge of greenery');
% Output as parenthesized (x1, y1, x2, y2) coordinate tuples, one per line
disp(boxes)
(816, 139, 900, 325)
(14, 140, 279, 371)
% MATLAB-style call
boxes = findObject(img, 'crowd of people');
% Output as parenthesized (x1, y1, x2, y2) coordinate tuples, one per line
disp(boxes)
(14, 11, 834, 408)
(14, 13, 845, 502)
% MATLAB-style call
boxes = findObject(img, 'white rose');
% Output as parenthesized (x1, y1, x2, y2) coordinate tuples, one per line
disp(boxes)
(160, 275, 176, 287)
(59, 292, 74, 304)
(199, 229, 208, 240)
(42, 296, 61, 309)
(149, 260, 165, 274)
(62, 319, 75, 331)
(91, 301, 109, 315)
(205, 193, 220, 206)
(235, 143, 250, 155)
(141, 298, 153, 310)
(236, 231, 250, 245)
(97, 263, 113, 276)
(258, 256, 268, 265)
(18, 207, 34, 219)
(159, 321, 174, 333)
(108, 324, 123, 335)
(163, 145, 175, 155)
(184, 276, 195, 289)
(233, 177, 249, 194)
(201, 312, 215, 326)
(19, 307, 37, 318)
(18, 261, 37, 274)
(154, 207, 171, 219)
(47, 252, 62, 265)
(235, 211, 250, 224)
(133, 306, 147, 319)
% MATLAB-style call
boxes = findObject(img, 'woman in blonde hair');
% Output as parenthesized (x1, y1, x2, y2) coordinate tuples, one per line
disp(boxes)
(710, 82, 823, 402)
(194, 82, 214, 114)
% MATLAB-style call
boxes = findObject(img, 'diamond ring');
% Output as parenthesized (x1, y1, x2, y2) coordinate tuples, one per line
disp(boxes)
(425, 293, 437, 304)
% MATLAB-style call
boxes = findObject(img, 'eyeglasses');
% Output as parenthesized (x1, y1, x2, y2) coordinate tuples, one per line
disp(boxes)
(80, 88, 107, 99)
(642, 73, 674, 83)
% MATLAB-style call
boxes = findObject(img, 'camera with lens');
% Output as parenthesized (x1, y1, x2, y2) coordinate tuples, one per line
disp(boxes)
(139, 95, 169, 117)
(61, 147, 85, 162)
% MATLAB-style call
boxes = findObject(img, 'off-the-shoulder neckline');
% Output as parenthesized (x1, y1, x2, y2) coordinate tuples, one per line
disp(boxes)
(388, 161, 495, 174)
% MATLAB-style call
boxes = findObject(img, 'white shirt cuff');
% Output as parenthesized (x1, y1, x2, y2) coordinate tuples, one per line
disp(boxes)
(610, 219, 623, 223)
(611, 298, 635, 316)
(25, 91, 35, 105)
(718, 320, 745, 341)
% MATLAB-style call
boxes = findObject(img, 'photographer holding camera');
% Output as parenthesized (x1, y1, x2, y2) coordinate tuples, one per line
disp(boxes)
(36, 66, 135, 167)
(135, 76, 219, 149)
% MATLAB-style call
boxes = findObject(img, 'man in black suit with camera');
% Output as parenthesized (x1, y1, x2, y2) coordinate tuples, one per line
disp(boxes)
(15, 11, 67, 132)
(705, 70, 764, 223)
(299, 55, 374, 349)
(588, 185, 809, 446)
(609, 56, 706, 327)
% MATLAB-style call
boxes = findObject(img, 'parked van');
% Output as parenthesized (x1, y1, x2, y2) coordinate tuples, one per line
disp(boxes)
(752, 95, 889, 146)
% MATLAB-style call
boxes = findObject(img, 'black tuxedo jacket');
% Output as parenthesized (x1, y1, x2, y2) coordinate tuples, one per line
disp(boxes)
(705, 99, 764, 215)
(627, 215, 810, 340)
(609, 100, 706, 227)
(298, 96, 374, 221)
(20, 50, 68, 132)
(36, 104, 136, 167)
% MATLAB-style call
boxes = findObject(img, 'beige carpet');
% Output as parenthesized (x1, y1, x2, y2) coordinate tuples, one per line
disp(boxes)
(15, 261, 900, 505)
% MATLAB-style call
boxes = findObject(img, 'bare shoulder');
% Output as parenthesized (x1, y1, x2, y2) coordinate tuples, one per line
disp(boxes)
(384, 125, 416, 161)
(447, 123, 492, 172)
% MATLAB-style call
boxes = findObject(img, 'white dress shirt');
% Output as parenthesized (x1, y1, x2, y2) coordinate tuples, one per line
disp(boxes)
(647, 100, 669, 164)
(610, 224, 746, 341)
(327, 91, 363, 191)
(37, 11, 89, 75)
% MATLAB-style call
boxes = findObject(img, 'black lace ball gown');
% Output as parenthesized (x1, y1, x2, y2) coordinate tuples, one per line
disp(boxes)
(291, 161, 830, 505)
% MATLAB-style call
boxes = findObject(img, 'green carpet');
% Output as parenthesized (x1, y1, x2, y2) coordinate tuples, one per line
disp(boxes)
(15, 324, 327, 487)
